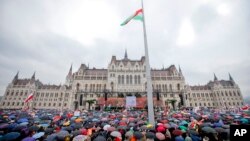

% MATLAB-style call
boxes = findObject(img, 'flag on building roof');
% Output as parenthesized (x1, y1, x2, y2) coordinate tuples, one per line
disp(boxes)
(121, 9, 143, 26)
(24, 93, 34, 103)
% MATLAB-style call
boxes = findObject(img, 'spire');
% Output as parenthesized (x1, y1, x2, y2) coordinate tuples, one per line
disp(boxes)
(31, 71, 36, 80)
(179, 65, 182, 73)
(179, 65, 183, 77)
(229, 73, 234, 82)
(68, 64, 72, 76)
(124, 49, 128, 59)
(214, 73, 218, 81)
(14, 71, 19, 80)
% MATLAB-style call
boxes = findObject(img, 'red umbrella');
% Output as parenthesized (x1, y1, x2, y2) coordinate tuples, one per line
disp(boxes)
(53, 115, 61, 122)
(172, 129, 183, 136)
(157, 126, 166, 132)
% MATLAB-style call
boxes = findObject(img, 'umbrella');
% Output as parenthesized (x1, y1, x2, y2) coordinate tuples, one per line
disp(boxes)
(179, 126, 187, 131)
(215, 127, 225, 133)
(202, 127, 217, 134)
(0, 123, 9, 129)
(75, 118, 83, 123)
(29, 125, 39, 131)
(20, 122, 29, 126)
(179, 120, 188, 126)
(3, 132, 20, 141)
(133, 131, 143, 139)
(39, 123, 49, 128)
(12, 125, 26, 131)
(63, 121, 70, 126)
(53, 115, 61, 122)
(93, 135, 106, 141)
(72, 130, 81, 137)
(173, 129, 183, 136)
(103, 124, 111, 130)
(146, 132, 155, 139)
(22, 137, 35, 141)
(57, 130, 69, 140)
(111, 131, 122, 138)
(157, 126, 166, 132)
(156, 132, 165, 140)
(46, 133, 57, 141)
(17, 118, 28, 123)
(62, 126, 73, 132)
(117, 126, 127, 130)
(45, 128, 54, 134)
(32, 132, 45, 139)
(72, 123, 82, 130)
(222, 125, 230, 129)
(125, 131, 133, 137)
(188, 129, 199, 136)
(73, 135, 88, 141)
(107, 126, 116, 132)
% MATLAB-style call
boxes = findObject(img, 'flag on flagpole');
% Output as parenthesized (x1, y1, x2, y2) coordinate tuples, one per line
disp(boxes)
(121, 9, 143, 26)
(24, 93, 34, 103)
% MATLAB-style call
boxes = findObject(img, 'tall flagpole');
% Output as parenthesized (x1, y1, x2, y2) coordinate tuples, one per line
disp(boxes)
(141, 0, 155, 126)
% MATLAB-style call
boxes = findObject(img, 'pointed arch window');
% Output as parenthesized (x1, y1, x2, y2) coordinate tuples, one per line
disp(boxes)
(138, 75, 141, 84)
(126, 75, 129, 84)
(118, 75, 121, 84)
(122, 75, 124, 84)
(134, 75, 137, 84)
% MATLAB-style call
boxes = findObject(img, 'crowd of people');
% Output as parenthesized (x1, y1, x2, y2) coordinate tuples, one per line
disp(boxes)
(0, 107, 249, 141)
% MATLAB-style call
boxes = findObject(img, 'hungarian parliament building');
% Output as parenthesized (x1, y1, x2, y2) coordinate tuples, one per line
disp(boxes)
(0, 52, 244, 110)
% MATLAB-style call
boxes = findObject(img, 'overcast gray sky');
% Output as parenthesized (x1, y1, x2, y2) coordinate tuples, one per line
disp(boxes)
(0, 0, 249, 100)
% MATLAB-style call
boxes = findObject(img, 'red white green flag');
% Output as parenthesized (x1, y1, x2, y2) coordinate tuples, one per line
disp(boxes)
(121, 9, 143, 26)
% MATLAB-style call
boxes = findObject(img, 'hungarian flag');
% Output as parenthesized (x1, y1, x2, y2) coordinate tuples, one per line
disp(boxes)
(24, 93, 33, 103)
(121, 9, 143, 26)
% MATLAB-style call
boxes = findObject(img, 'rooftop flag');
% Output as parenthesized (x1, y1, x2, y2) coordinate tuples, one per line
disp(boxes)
(120, 9, 143, 26)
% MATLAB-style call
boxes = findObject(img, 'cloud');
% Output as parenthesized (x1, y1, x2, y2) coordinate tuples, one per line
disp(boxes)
(0, 0, 249, 100)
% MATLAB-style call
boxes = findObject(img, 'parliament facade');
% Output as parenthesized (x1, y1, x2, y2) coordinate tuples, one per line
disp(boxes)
(0, 52, 244, 110)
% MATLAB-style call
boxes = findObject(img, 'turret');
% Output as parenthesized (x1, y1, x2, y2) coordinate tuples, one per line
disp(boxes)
(124, 49, 128, 60)
(65, 64, 73, 86)
(214, 73, 218, 81)
(179, 65, 183, 77)
(31, 71, 36, 80)
(12, 71, 19, 83)
(229, 73, 235, 83)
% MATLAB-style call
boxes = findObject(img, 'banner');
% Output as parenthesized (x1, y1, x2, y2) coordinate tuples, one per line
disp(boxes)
(126, 96, 136, 107)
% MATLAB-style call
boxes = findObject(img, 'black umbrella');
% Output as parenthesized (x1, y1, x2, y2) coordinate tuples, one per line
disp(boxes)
(29, 125, 39, 132)
(146, 132, 155, 139)
(45, 128, 54, 134)
(134, 131, 143, 139)
(93, 135, 106, 141)
(3, 132, 20, 141)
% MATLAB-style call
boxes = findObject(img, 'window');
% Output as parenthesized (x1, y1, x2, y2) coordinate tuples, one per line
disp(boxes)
(64, 103, 67, 107)
(48, 103, 51, 106)
(44, 103, 46, 106)
(138, 75, 141, 84)
(169, 84, 172, 91)
(177, 84, 180, 90)
(126, 75, 129, 84)
(118, 75, 121, 84)
(130, 75, 133, 84)
(12, 102, 15, 106)
(53, 103, 56, 106)
(134, 75, 137, 84)
(85, 84, 88, 91)
(122, 75, 124, 84)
